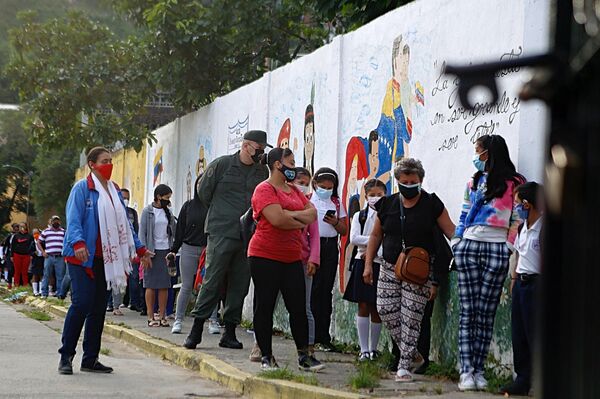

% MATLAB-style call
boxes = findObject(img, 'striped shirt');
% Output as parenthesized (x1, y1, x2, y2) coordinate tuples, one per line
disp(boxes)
(39, 227, 65, 255)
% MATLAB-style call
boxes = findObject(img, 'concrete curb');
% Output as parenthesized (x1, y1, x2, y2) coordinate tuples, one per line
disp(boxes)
(22, 295, 365, 399)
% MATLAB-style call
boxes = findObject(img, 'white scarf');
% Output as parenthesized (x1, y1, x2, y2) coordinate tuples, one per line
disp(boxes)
(92, 173, 135, 291)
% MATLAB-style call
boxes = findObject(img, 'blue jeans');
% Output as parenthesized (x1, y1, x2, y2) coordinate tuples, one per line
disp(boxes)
(59, 259, 107, 365)
(128, 263, 142, 309)
(42, 255, 66, 297)
(60, 267, 71, 298)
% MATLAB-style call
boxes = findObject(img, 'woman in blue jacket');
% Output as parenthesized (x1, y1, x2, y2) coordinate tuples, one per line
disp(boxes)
(58, 147, 153, 375)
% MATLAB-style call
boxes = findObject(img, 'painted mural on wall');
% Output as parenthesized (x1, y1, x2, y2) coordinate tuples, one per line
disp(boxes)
(136, 0, 548, 370)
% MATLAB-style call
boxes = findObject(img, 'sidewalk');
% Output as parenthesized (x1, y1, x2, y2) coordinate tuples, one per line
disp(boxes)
(2, 285, 502, 398)
(0, 300, 239, 399)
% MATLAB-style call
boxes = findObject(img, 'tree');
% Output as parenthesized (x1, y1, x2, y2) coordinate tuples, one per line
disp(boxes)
(31, 147, 80, 221)
(0, 110, 36, 228)
(311, 0, 414, 33)
(112, 0, 328, 110)
(6, 11, 156, 152)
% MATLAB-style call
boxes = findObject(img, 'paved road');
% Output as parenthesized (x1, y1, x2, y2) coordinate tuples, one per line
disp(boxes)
(0, 301, 241, 399)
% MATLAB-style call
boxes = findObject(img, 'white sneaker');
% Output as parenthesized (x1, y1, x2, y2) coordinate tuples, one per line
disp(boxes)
(458, 372, 476, 391)
(474, 372, 488, 390)
(208, 320, 221, 334)
(171, 320, 182, 334)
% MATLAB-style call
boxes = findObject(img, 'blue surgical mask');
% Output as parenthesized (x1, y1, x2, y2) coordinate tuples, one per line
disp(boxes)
(472, 152, 487, 172)
(515, 203, 529, 221)
(315, 187, 333, 200)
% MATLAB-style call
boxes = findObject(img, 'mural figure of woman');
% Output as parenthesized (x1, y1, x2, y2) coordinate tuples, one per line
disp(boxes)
(303, 104, 315, 175)
(339, 136, 369, 292)
(278, 119, 291, 149)
(366, 130, 390, 185)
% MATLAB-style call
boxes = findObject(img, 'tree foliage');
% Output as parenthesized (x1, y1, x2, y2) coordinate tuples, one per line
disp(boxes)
(312, 0, 414, 33)
(112, 0, 328, 110)
(31, 147, 80, 219)
(6, 11, 156, 152)
(0, 111, 36, 227)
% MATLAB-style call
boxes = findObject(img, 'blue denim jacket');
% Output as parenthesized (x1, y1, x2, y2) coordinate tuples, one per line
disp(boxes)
(62, 174, 144, 268)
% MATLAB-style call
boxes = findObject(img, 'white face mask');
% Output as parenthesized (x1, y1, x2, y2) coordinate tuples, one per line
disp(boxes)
(123, 199, 130, 207)
(367, 195, 383, 209)
(294, 184, 310, 195)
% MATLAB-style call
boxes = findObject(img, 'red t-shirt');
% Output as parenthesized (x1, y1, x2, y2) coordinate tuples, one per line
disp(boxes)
(248, 181, 309, 263)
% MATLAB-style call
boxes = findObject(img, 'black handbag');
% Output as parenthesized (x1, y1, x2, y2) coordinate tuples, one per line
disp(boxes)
(239, 207, 256, 249)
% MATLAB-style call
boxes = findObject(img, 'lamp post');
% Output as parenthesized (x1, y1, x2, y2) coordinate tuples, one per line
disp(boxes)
(2, 164, 33, 226)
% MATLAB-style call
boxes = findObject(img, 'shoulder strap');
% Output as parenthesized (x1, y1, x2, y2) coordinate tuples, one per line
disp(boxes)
(398, 194, 406, 248)
(332, 196, 341, 215)
(359, 208, 368, 234)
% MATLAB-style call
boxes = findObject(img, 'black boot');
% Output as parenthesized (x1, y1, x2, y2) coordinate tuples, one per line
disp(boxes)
(219, 323, 243, 349)
(183, 318, 204, 349)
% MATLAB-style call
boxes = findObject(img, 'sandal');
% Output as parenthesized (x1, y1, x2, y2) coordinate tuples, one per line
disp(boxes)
(395, 369, 413, 383)
(113, 309, 124, 316)
(160, 318, 170, 327)
(147, 319, 160, 327)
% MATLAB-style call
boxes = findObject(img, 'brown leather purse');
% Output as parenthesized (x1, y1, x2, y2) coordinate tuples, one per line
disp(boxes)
(394, 195, 430, 285)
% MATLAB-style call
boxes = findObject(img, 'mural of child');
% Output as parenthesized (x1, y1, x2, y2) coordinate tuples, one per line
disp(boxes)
(303, 104, 315, 175)
(375, 34, 417, 191)
(339, 136, 369, 292)
(277, 118, 291, 148)
(366, 130, 391, 185)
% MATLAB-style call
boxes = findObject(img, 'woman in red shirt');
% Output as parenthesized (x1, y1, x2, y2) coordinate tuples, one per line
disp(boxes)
(248, 147, 324, 372)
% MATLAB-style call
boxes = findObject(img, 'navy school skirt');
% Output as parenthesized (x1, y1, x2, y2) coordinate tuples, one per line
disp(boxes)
(343, 258, 380, 304)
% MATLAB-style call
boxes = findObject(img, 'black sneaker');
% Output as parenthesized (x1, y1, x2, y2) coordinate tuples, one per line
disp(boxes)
(369, 350, 381, 361)
(260, 356, 279, 371)
(81, 360, 113, 373)
(106, 306, 114, 312)
(140, 309, 147, 316)
(298, 354, 325, 372)
(58, 357, 73, 375)
(499, 382, 530, 396)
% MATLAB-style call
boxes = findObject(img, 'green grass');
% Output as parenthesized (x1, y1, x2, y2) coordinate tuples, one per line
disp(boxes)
(348, 358, 386, 390)
(240, 319, 253, 330)
(99, 348, 111, 356)
(45, 297, 66, 307)
(258, 367, 319, 386)
(484, 368, 512, 393)
(106, 321, 131, 329)
(424, 361, 460, 382)
(19, 309, 51, 321)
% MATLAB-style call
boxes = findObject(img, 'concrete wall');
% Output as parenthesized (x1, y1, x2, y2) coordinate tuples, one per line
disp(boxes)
(135, 0, 551, 370)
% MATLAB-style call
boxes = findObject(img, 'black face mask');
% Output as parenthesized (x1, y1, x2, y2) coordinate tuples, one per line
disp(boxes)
(398, 183, 421, 199)
(278, 164, 297, 182)
(251, 149, 264, 164)
(160, 199, 171, 209)
(52, 222, 60, 229)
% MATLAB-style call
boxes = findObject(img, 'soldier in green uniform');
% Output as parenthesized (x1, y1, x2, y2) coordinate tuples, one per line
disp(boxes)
(184, 130, 271, 350)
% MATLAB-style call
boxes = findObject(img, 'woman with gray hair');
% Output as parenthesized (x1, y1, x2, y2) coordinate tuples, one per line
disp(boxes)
(364, 158, 455, 382)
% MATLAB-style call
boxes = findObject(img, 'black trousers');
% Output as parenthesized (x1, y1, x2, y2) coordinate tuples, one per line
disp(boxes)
(249, 256, 308, 358)
(512, 278, 537, 389)
(311, 237, 339, 345)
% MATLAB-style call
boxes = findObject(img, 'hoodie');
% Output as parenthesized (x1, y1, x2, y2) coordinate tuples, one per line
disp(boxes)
(171, 174, 209, 253)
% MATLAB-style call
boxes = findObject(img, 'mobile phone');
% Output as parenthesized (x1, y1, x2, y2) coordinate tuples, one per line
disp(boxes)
(325, 210, 336, 218)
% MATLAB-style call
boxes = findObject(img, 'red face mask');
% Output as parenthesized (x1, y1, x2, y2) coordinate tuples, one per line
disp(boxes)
(94, 163, 113, 181)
